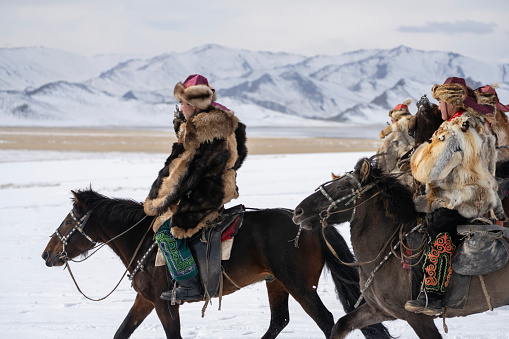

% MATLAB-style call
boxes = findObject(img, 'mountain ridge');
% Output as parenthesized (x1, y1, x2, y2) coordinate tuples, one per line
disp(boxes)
(0, 44, 507, 128)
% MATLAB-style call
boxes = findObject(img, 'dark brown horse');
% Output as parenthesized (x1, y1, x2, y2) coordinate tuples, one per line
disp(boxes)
(42, 188, 391, 339)
(293, 156, 509, 339)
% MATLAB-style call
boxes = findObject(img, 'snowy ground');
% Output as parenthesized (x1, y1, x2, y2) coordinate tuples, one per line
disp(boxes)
(2, 149, 509, 338)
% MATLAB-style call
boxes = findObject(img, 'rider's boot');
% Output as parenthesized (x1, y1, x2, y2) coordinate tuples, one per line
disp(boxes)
(405, 232, 454, 316)
(404, 292, 443, 316)
(161, 275, 203, 302)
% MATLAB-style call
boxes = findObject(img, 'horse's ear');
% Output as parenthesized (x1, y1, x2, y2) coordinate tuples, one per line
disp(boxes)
(71, 190, 78, 202)
(331, 172, 340, 180)
(71, 190, 88, 212)
(71, 190, 83, 207)
(359, 159, 372, 184)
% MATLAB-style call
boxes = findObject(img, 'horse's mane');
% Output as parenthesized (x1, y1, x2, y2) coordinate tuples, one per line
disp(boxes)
(354, 156, 418, 229)
(72, 188, 147, 229)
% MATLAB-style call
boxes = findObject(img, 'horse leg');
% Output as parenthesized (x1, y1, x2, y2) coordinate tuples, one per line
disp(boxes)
(405, 313, 442, 339)
(153, 299, 182, 339)
(330, 303, 394, 339)
(114, 293, 154, 339)
(282, 282, 334, 338)
(262, 279, 290, 339)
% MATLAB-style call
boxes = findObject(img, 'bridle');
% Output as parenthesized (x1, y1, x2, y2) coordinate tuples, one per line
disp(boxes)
(316, 170, 424, 309)
(317, 172, 376, 226)
(55, 209, 96, 261)
(52, 207, 151, 301)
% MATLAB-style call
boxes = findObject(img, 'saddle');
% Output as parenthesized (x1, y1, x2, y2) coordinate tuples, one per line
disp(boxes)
(158, 204, 245, 304)
(188, 204, 245, 301)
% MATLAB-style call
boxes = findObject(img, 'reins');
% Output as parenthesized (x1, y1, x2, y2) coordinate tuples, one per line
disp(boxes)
(318, 172, 376, 226)
(317, 171, 382, 265)
(315, 170, 427, 308)
(353, 223, 424, 308)
(65, 214, 149, 263)
(56, 209, 154, 301)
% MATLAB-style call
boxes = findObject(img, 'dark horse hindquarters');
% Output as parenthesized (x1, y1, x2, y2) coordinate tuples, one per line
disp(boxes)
(42, 188, 390, 339)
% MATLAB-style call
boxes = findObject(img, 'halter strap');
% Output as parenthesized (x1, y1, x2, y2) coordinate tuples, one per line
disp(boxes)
(317, 172, 376, 225)
(56, 210, 95, 247)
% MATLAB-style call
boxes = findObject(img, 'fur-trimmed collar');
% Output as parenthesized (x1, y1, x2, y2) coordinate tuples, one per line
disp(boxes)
(180, 106, 239, 149)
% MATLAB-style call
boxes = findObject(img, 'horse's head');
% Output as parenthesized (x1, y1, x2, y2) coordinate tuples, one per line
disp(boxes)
(293, 157, 417, 230)
(293, 158, 380, 228)
(42, 190, 99, 267)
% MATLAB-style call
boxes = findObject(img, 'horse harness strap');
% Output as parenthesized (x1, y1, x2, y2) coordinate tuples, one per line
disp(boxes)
(55, 207, 154, 301)
(128, 241, 158, 284)
(353, 223, 423, 308)
(65, 217, 154, 301)
(318, 172, 376, 225)
(56, 210, 95, 251)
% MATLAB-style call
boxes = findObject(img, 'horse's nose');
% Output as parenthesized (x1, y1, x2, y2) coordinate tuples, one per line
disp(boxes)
(294, 207, 304, 218)
(41, 251, 49, 261)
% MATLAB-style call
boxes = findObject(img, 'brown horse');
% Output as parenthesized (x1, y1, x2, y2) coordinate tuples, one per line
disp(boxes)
(41, 188, 391, 339)
(293, 156, 509, 339)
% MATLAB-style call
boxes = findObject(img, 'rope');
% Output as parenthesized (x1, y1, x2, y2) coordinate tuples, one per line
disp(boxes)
(392, 220, 426, 267)
(70, 215, 148, 263)
(320, 191, 381, 225)
(222, 269, 242, 290)
(64, 218, 155, 301)
(442, 308, 449, 333)
(479, 275, 493, 311)
(323, 219, 402, 268)
(353, 223, 423, 308)
(65, 261, 129, 301)
(313, 170, 427, 309)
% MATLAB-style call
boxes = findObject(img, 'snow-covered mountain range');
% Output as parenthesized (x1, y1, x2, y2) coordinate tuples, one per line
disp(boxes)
(1, 44, 508, 128)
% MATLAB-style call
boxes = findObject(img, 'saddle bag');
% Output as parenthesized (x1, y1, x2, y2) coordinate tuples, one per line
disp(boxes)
(452, 224, 509, 276)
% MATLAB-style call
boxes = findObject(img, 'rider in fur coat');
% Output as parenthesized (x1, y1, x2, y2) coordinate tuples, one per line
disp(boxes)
(377, 99, 415, 186)
(475, 84, 509, 163)
(405, 77, 505, 316)
(144, 74, 247, 302)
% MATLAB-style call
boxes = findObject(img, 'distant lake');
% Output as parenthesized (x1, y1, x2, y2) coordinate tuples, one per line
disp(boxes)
(247, 124, 386, 139)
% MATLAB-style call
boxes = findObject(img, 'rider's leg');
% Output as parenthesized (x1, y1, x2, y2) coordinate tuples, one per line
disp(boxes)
(405, 208, 467, 316)
(155, 220, 202, 302)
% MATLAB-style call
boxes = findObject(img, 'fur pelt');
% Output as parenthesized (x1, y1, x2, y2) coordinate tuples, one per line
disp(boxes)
(377, 116, 414, 176)
(475, 85, 509, 162)
(431, 83, 467, 110)
(411, 112, 504, 219)
(388, 98, 413, 120)
(484, 110, 509, 162)
(174, 82, 217, 110)
(475, 86, 499, 107)
(432, 82, 494, 116)
(144, 106, 247, 238)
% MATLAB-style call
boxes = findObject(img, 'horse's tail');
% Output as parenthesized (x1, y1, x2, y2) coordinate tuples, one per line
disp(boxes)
(320, 226, 393, 339)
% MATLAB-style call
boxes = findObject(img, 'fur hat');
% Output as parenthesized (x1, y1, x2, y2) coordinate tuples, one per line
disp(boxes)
(389, 98, 413, 120)
(174, 74, 217, 110)
(475, 84, 509, 113)
(431, 77, 494, 115)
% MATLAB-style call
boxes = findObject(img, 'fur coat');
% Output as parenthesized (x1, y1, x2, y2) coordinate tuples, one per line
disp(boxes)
(411, 111, 505, 219)
(377, 115, 415, 174)
(144, 106, 247, 238)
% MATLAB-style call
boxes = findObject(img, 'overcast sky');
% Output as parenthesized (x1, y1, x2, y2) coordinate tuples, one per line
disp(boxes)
(1, 0, 508, 64)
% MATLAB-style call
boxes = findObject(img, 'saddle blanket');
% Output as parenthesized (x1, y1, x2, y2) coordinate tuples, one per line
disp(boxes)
(155, 214, 242, 266)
